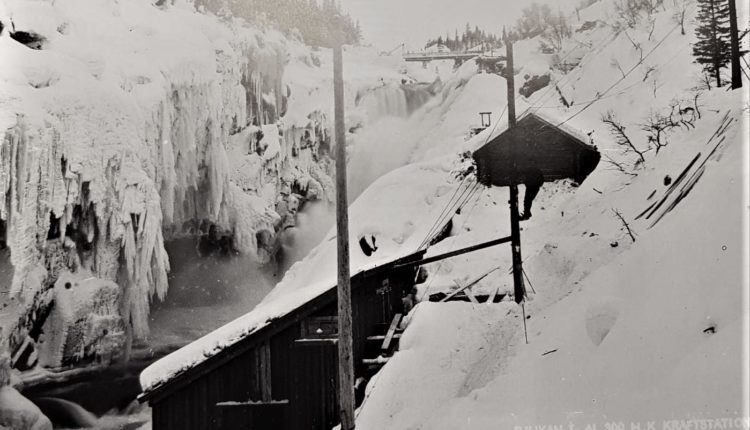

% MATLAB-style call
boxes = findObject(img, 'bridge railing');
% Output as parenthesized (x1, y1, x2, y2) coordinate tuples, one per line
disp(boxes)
(402, 51, 504, 61)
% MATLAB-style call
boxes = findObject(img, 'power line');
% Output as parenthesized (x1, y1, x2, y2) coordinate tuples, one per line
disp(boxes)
(419, 180, 482, 250)
(417, 105, 507, 250)
(416, 187, 484, 303)
(551, 15, 688, 129)
(417, 175, 470, 249)
(530, 5, 696, 127)
(528, 30, 621, 116)
(418, 178, 476, 250)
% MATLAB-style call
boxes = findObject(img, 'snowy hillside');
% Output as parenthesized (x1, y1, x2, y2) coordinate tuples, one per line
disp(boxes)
(341, 1, 748, 428)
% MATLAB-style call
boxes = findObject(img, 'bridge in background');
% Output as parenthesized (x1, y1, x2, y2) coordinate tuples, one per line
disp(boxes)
(403, 51, 485, 62)
(403, 51, 507, 69)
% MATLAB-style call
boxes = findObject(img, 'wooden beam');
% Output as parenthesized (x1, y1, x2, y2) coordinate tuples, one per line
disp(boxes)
(440, 267, 499, 302)
(362, 357, 390, 365)
(395, 236, 511, 269)
(259, 341, 272, 402)
(333, 40, 356, 430)
(216, 400, 290, 407)
(505, 37, 516, 128)
(487, 287, 499, 304)
(505, 38, 526, 305)
(367, 334, 402, 341)
(381, 313, 403, 352)
(453, 280, 478, 304)
(509, 185, 526, 304)
(293, 339, 338, 346)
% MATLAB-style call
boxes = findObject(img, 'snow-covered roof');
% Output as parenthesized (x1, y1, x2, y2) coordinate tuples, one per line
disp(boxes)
(139, 158, 461, 394)
(465, 107, 595, 154)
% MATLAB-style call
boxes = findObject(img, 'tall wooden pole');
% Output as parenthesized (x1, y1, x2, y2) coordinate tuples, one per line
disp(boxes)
(505, 38, 517, 129)
(505, 38, 526, 305)
(728, 0, 742, 89)
(333, 42, 356, 430)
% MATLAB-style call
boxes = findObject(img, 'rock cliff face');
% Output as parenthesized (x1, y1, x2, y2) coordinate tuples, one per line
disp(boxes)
(0, 0, 334, 368)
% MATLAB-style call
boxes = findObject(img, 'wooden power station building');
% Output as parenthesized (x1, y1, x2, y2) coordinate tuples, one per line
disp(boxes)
(138, 109, 600, 430)
(138, 251, 425, 430)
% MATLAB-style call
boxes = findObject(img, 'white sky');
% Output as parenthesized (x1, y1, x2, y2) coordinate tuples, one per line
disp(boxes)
(339, 0, 579, 50)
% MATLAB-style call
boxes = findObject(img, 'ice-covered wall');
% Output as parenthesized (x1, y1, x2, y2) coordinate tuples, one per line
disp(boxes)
(0, 0, 336, 368)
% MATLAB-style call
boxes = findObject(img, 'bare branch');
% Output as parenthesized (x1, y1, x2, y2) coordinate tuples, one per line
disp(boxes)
(640, 96, 700, 154)
(604, 154, 639, 176)
(612, 208, 637, 242)
(602, 110, 647, 164)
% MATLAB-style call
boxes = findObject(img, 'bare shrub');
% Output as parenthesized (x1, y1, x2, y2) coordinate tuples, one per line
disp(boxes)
(602, 110, 647, 164)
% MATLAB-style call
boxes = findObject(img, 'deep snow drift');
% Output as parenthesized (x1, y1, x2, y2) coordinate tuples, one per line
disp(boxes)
(352, 1, 749, 428)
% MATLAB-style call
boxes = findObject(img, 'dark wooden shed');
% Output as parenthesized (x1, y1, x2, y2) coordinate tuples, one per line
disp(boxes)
(138, 251, 423, 430)
(473, 111, 601, 186)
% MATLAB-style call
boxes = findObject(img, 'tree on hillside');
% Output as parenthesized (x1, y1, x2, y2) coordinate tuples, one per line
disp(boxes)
(692, 0, 732, 87)
(613, 0, 665, 28)
(516, 3, 553, 38)
(542, 10, 572, 51)
(423, 24, 502, 51)
(196, 0, 360, 47)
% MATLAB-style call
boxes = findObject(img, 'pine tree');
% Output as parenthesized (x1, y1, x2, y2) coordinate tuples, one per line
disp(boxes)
(692, 0, 732, 87)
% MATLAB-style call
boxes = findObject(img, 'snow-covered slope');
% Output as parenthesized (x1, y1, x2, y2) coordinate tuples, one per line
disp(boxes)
(350, 1, 749, 428)
(357, 91, 747, 429)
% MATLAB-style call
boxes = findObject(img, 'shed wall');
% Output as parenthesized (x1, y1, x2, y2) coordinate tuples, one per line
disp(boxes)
(149, 264, 414, 430)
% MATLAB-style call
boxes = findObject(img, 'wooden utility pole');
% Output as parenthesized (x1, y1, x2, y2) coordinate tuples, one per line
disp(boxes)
(333, 42, 356, 430)
(505, 38, 526, 305)
(728, 0, 742, 89)
(505, 37, 517, 129)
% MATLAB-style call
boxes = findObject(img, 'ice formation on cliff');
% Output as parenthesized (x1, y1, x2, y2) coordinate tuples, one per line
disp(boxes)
(0, 0, 336, 366)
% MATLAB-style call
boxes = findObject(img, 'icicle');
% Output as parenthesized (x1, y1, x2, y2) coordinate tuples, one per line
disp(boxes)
(0, 18, 337, 354)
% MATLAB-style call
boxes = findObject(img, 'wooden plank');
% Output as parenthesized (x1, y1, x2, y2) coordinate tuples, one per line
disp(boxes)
(381, 313, 403, 352)
(440, 267, 500, 302)
(216, 400, 290, 407)
(259, 341, 272, 402)
(644, 152, 701, 220)
(362, 356, 390, 365)
(367, 333, 402, 341)
(487, 287, 499, 304)
(454, 280, 479, 304)
(294, 338, 338, 346)
(394, 236, 512, 269)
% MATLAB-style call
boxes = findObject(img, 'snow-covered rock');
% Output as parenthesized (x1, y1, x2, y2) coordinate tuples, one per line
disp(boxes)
(35, 270, 125, 368)
(0, 386, 53, 430)
(1, 353, 52, 430)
